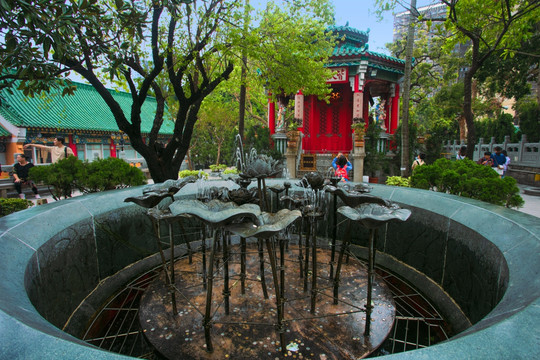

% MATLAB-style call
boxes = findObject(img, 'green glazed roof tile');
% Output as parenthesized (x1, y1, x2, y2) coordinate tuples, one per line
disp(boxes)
(0, 123, 10, 137)
(0, 82, 174, 134)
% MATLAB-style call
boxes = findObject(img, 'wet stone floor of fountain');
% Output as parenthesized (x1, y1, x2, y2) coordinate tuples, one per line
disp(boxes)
(139, 242, 395, 359)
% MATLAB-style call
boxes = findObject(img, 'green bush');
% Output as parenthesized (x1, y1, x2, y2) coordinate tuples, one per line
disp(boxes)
(79, 158, 147, 192)
(223, 167, 239, 175)
(178, 170, 208, 179)
(385, 176, 411, 187)
(410, 158, 524, 208)
(209, 164, 228, 172)
(0, 198, 33, 217)
(29, 157, 147, 200)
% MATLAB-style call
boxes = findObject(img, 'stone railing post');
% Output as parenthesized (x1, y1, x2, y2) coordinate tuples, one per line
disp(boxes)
(503, 136, 510, 151)
(518, 134, 527, 163)
(476, 138, 484, 160)
(489, 137, 496, 152)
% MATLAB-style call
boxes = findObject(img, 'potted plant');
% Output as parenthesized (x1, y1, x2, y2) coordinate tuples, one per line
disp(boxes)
(351, 118, 366, 147)
(287, 118, 301, 149)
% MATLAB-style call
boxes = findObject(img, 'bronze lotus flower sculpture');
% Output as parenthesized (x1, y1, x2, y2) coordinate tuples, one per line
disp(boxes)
(228, 187, 258, 205)
(169, 199, 261, 227)
(226, 209, 302, 239)
(337, 202, 411, 229)
(239, 154, 281, 179)
(297, 171, 326, 190)
(125, 176, 196, 208)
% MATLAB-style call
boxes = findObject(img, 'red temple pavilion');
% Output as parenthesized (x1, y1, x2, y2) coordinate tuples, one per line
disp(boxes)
(268, 25, 406, 181)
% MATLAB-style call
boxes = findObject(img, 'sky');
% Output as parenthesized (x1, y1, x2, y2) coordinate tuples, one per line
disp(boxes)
(331, 0, 436, 54)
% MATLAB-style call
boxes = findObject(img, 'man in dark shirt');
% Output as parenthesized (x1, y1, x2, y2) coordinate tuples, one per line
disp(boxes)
(13, 154, 40, 199)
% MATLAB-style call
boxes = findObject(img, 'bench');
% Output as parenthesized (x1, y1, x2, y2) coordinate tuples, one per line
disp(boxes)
(0, 177, 51, 199)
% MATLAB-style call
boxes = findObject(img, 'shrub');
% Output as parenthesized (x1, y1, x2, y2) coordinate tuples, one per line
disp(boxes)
(78, 158, 147, 192)
(179, 170, 208, 179)
(0, 198, 33, 217)
(223, 167, 239, 175)
(29, 157, 147, 200)
(410, 158, 524, 208)
(209, 164, 228, 172)
(385, 176, 411, 187)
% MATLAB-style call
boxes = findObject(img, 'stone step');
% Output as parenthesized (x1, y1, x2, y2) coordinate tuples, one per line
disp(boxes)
(523, 187, 540, 197)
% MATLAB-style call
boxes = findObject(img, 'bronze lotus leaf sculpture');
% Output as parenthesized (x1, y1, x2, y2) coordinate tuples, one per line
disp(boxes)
(125, 176, 196, 208)
(240, 154, 281, 179)
(142, 176, 197, 195)
(325, 186, 389, 208)
(337, 202, 411, 229)
(226, 209, 302, 239)
(169, 199, 261, 227)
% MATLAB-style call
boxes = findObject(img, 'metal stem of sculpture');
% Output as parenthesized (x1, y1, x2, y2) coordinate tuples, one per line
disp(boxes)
(364, 228, 378, 336)
(333, 221, 352, 305)
(168, 221, 178, 315)
(265, 237, 286, 354)
(303, 218, 310, 292)
(203, 234, 218, 353)
(222, 230, 231, 315)
(258, 239, 269, 299)
(310, 214, 318, 314)
(201, 226, 207, 290)
(240, 237, 247, 294)
(330, 191, 338, 280)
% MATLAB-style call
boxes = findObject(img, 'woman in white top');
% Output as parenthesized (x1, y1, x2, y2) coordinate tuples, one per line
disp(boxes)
(456, 146, 467, 160)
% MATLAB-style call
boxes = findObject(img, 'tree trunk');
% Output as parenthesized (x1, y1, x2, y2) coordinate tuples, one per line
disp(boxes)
(400, 0, 416, 177)
(464, 38, 480, 159)
(238, 0, 250, 140)
(239, 67, 247, 140)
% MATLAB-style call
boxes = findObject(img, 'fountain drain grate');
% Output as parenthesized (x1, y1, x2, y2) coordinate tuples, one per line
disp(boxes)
(82, 263, 451, 359)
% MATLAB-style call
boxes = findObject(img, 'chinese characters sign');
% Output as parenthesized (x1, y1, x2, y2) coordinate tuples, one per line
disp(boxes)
(327, 67, 348, 83)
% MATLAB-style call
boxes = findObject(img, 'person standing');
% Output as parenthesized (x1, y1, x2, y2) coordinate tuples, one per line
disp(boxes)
(491, 146, 506, 178)
(13, 154, 40, 199)
(411, 153, 426, 171)
(23, 136, 74, 163)
(456, 146, 467, 160)
(502, 149, 511, 178)
(334, 154, 352, 181)
(332, 152, 352, 171)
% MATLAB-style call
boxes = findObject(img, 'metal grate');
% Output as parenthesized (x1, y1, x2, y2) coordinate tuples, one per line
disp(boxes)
(82, 262, 452, 359)
(369, 269, 451, 357)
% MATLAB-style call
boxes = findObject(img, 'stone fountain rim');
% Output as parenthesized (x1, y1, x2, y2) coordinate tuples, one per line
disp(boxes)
(0, 179, 538, 359)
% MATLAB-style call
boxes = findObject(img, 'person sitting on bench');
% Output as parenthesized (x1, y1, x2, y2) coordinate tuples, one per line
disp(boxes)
(13, 154, 40, 199)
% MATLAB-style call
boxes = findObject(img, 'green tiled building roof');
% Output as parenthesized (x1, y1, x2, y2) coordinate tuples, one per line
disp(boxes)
(329, 25, 406, 75)
(0, 82, 174, 134)
(0, 123, 10, 137)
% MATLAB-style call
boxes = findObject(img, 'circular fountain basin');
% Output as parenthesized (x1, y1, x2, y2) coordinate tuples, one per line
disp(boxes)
(0, 180, 539, 359)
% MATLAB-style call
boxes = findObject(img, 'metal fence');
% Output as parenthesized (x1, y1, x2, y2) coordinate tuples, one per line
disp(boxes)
(441, 135, 540, 167)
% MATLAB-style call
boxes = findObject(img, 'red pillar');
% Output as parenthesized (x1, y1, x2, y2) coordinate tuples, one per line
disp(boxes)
(391, 84, 400, 134)
(109, 137, 117, 158)
(268, 99, 276, 135)
(68, 134, 78, 157)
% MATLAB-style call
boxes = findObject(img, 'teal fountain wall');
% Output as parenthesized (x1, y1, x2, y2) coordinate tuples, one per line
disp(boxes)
(0, 180, 539, 359)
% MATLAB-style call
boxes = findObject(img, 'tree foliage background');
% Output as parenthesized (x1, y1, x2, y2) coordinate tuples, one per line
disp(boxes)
(1, 0, 336, 181)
